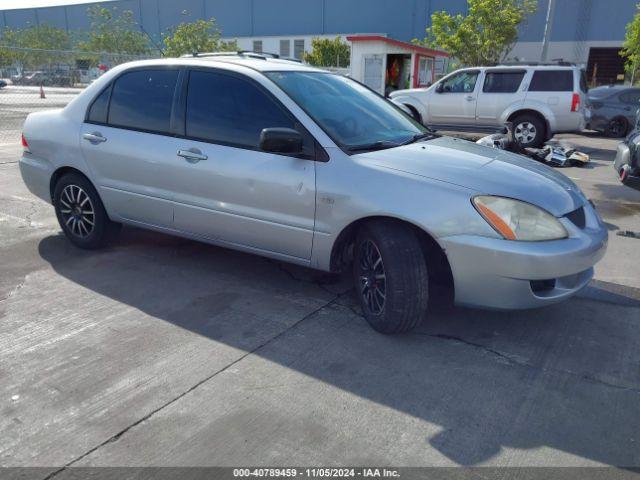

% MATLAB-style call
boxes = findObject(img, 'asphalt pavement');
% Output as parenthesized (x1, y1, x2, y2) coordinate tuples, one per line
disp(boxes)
(0, 134, 639, 473)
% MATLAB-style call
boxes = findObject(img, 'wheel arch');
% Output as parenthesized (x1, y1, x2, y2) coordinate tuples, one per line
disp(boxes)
(49, 166, 92, 202)
(390, 96, 427, 124)
(329, 215, 455, 307)
(507, 108, 551, 139)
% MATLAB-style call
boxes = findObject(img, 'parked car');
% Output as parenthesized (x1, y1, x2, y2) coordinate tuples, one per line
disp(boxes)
(19, 55, 607, 334)
(587, 85, 640, 137)
(613, 109, 640, 191)
(13, 71, 47, 86)
(389, 65, 590, 148)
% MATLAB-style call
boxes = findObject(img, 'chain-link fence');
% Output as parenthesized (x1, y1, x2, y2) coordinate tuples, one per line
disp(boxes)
(0, 46, 154, 144)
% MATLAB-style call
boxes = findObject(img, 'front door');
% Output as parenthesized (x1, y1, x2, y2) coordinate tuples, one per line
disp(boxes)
(171, 69, 316, 261)
(427, 69, 480, 126)
(80, 68, 182, 228)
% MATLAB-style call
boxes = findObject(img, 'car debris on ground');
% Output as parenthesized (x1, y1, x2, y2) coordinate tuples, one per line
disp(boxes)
(476, 123, 590, 168)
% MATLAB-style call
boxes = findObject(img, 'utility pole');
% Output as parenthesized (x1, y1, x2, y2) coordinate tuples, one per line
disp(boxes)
(540, 0, 556, 62)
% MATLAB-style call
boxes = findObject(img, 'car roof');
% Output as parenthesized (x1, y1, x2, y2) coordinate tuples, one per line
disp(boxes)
(589, 85, 638, 97)
(456, 65, 579, 72)
(112, 54, 326, 74)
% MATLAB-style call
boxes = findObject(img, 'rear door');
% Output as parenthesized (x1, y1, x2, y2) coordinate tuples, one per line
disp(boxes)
(171, 68, 317, 260)
(524, 69, 575, 130)
(428, 69, 480, 125)
(475, 69, 526, 126)
(80, 67, 182, 228)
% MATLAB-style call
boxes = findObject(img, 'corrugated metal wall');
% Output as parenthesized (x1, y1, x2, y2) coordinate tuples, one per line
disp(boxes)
(0, 0, 636, 43)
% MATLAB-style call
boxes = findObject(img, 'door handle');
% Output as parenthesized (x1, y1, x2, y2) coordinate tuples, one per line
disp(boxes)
(83, 132, 107, 143)
(465, 95, 475, 102)
(177, 149, 208, 162)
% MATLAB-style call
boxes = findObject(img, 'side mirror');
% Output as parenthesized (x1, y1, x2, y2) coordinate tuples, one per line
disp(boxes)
(260, 128, 303, 155)
(435, 83, 444, 93)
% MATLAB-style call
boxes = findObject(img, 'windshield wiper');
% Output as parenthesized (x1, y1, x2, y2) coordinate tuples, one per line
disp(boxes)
(399, 132, 437, 146)
(347, 141, 400, 153)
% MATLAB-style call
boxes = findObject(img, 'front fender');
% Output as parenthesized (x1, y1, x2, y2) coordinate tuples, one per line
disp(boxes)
(390, 95, 428, 123)
(310, 153, 497, 271)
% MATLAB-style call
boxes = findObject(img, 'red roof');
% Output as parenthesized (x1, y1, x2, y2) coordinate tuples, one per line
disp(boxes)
(346, 35, 448, 58)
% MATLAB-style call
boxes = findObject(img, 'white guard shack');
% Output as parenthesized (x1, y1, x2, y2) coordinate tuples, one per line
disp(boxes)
(347, 35, 449, 96)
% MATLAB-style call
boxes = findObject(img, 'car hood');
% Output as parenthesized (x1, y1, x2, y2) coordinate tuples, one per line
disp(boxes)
(356, 136, 587, 216)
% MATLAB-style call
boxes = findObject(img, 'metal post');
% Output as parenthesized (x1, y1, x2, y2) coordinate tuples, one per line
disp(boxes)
(540, 0, 557, 62)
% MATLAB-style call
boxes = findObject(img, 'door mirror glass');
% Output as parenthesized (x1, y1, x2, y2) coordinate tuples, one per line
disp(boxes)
(260, 128, 303, 155)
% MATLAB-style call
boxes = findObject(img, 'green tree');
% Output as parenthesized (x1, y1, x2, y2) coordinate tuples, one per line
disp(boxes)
(0, 24, 71, 68)
(621, 3, 640, 84)
(303, 36, 350, 67)
(77, 5, 151, 56)
(162, 18, 236, 57)
(415, 0, 537, 66)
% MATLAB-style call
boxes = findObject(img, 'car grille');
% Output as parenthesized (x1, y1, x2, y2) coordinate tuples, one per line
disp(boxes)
(565, 206, 586, 229)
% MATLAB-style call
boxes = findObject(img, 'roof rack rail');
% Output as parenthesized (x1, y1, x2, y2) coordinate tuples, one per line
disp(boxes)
(180, 50, 303, 63)
(490, 60, 576, 67)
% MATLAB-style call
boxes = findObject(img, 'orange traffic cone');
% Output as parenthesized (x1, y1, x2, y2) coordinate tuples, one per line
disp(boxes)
(39, 84, 45, 99)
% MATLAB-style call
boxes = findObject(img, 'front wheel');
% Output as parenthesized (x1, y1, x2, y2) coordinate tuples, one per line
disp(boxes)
(53, 172, 121, 249)
(353, 220, 429, 334)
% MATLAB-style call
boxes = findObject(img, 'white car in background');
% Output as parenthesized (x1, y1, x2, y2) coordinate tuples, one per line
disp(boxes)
(389, 65, 590, 147)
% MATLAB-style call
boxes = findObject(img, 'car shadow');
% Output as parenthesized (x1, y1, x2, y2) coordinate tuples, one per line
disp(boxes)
(37, 227, 640, 466)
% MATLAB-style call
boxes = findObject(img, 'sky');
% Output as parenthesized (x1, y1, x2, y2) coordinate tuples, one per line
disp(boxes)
(0, 0, 113, 9)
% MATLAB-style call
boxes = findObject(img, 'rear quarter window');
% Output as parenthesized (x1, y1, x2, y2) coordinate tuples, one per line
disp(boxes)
(86, 84, 111, 124)
(528, 70, 574, 92)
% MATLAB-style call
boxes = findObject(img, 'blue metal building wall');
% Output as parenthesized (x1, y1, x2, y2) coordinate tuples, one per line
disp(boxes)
(0, 0, 636, 43)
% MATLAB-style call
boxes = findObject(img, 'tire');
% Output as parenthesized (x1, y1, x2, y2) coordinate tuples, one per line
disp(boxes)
(605, 117, 629, 138)
(53, 172, 121, 249)
(353, 220, 429, 334)
(512, 114, 546, 148)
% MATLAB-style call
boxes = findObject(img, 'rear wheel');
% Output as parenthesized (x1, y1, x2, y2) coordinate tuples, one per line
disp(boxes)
(353, 220, 429, 334)
(53, 172, 120, 249)
(605, 117, 629, 138)
(512, 114, 546, 148)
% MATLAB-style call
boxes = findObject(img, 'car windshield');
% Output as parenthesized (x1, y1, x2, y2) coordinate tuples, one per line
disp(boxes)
(265, 71, 431, 153)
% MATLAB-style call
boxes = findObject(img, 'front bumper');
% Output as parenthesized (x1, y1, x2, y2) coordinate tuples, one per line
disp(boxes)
(439, 203, 608, 309)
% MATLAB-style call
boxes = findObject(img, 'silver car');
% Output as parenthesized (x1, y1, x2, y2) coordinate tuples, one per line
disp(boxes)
(19, 54, 608, 334)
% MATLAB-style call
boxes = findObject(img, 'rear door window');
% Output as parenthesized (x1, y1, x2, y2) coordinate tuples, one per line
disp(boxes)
(528, 70, 574, 92)
(483, 71, 526, 93)
(108, 69, 179, 134)
(185, 70, 299, 150)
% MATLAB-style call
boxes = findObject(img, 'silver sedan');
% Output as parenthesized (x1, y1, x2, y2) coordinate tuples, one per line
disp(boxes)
(19, 56, 608, 333)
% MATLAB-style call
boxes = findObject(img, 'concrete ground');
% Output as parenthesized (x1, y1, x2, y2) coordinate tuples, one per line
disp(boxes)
(0, 134, 639, 473)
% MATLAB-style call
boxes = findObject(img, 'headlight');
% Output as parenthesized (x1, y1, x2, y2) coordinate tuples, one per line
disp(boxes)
(472, 195, 568, 241)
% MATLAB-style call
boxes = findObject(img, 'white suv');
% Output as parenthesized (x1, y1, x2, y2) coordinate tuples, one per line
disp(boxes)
(389, 65, 589, 147)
